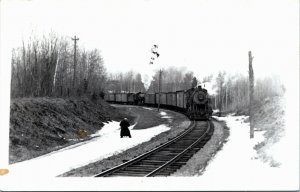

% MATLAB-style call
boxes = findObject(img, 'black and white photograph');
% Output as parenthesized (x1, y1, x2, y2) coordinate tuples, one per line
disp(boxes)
(0, 0, 299, 191)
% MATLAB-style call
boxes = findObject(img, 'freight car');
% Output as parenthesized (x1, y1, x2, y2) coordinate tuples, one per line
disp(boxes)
(104, 93, 115, 103)
(104, 87, 212, 120)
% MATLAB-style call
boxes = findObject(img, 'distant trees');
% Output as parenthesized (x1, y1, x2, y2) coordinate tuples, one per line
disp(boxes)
(213, 72, 285, 114)
(215, 71, 226, 112)
(163, 67, 184, 92)
(254, 75, 285, 101)
(106, 71, 146, 93)
(213, 73, 251, 112)
(202, 74, 213, 84)
(183, 72, 194, 90)
(11, 33, 107, 98)
(147, 67, 198, 93)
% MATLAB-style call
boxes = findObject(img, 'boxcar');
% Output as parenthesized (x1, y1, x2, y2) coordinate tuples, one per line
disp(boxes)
(183, 91, 187, 109)
(167, 92, 172, 106)
(144, 93, 156, 104)
(109, 93, 115, 102)
(104, 94, 109, 101)
(155, 93, 167, 105)
(115, 93, 122, 103)
(104, 93, 115, 102)
(127, 93, 135, 104)
(167, 92, 177, 107)
(171, 92, 177, 107)
(121, 93, 128, 103)
(176, 90, 184, 109)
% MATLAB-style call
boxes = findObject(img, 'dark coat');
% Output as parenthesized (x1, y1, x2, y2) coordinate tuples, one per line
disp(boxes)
(120, 119, 131, 138)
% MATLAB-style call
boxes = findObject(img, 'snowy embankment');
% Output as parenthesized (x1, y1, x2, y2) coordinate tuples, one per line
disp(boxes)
(5, 119, 171, 178)
(197, 114, 298, 190)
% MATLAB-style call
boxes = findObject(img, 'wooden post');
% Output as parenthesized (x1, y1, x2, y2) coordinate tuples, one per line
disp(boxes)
(219, 87, 222, 115)
(225, 86, 228, 111)
(72, 35, 79, 94)
(249, 51, 254, 138)
(158, 69, 162, 111)
(215, 95, 217, 109)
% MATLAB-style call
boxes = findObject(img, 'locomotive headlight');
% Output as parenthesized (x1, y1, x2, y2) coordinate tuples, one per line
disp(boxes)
(198, 94, 204, 100)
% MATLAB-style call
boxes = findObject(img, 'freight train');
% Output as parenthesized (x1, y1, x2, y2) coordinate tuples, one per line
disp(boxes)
(104, 86, 213, 120)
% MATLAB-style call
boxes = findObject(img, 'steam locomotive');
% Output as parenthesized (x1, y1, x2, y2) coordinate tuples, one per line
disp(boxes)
(104, 86, 213, 120)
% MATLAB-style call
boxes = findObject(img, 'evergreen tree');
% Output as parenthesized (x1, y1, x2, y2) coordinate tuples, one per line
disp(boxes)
(192, 77, 198, 88)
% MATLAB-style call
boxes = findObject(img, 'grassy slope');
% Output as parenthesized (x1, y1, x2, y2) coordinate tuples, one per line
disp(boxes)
(9, 97, 135, 164)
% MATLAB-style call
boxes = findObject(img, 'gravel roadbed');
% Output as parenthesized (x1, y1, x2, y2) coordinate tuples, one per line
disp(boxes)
(172, 119, 229, 176)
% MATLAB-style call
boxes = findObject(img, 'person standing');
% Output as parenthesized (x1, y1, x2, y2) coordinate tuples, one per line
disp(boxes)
(120, 118, 132, 138)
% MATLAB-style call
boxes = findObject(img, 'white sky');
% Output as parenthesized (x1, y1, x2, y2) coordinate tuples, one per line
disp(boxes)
(1, 0, 298, 83)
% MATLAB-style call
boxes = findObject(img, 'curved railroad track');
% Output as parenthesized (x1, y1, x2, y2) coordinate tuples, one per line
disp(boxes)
(94, 120, 214, 177)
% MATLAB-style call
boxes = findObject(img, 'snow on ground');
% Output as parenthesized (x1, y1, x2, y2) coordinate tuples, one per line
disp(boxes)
(159, 111, 173, 122)
(159, 111, 171, 118)
(159, 111, 167, 116)
(0, 113, 298, 191)
(5, 121, 170, 178)
(196, 114, 299, 190)
(142, 107, 153, 110)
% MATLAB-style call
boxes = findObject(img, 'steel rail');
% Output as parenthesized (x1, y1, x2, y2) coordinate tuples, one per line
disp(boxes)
(94, 120, 196, 177)
(145, 121, 210, 176)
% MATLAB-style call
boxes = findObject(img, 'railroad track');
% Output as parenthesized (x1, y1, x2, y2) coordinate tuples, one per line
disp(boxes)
(94, 120, 214, 177)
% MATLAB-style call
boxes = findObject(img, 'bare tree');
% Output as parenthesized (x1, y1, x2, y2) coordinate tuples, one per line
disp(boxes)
(215, 71, 226, 114)
(192, 77, 198, 88)
(249, 51, 254, 138)
(10, 33, 107, 99)
(202, 74, 213, 84)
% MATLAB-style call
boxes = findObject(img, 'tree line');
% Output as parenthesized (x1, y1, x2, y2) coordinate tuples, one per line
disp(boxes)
(105, 67, 206, 94)
(11, 33, 107, 98)
(11, 33, 285, 113)
(147, 67, 207, 93)
(106, 71, 146, 93)
(213, 71, 285, 112)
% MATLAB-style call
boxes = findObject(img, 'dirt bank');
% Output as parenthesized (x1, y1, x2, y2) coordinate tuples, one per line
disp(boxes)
(9, 97, 135, 164)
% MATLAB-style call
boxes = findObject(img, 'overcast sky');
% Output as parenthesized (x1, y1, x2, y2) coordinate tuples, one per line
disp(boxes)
(1, 0, 298, 85)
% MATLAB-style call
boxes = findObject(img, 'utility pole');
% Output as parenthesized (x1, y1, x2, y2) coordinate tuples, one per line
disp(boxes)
(157, 69, 162, 111)
(249, 51, 254, 138)
(225, 86, 228, 111)
(72, 35, 79, 94)
(149, 44, 161, 111)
